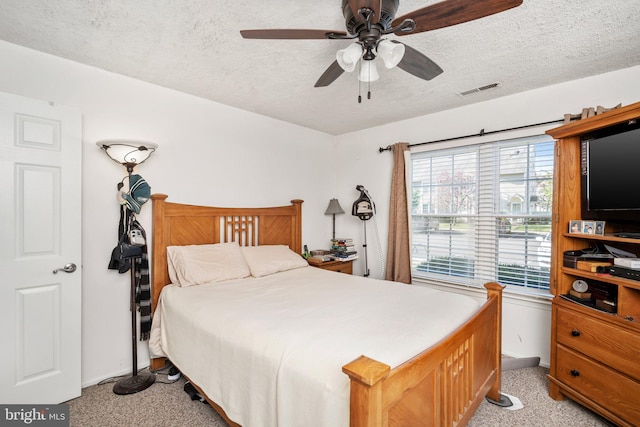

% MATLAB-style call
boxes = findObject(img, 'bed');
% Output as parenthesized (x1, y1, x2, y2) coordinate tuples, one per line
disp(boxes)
(148, 194, 505, 427)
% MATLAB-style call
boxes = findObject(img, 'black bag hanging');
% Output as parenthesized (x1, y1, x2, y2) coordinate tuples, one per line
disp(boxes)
(108, 206, 141, 273)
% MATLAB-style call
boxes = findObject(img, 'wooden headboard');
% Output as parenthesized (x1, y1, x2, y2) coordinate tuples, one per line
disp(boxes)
(150, 194, 303, 311)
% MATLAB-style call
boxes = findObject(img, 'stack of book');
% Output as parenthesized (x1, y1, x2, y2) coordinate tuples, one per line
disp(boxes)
(330, 238, 358, 261)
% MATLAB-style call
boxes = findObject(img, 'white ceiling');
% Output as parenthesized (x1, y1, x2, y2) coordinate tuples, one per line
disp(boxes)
(1, 1, 639, 135)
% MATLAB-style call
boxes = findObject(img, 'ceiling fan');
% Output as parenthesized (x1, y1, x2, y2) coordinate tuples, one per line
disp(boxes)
(240, 0, 523, 88)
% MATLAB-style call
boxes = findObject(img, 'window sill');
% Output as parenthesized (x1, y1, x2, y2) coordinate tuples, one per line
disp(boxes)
(411, 276, 553, 306)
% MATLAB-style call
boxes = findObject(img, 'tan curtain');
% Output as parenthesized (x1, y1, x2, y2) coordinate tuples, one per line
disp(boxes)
(385, 143, 412, 284)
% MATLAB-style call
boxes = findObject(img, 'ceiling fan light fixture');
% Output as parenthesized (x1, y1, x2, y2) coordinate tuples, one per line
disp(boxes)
(336, 43, 362, 72)
(377, 39, 405, 69)
(358, 59, 379, 82)
(241, 1, 525, 89)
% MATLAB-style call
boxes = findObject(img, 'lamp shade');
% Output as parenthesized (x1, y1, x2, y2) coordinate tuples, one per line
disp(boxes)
(336, 43, 362, 72)
(358, 60, 379, 82)
(96, 139, 157, 171)
(324, 198, 345, 215)
(377, 39, 405, 69)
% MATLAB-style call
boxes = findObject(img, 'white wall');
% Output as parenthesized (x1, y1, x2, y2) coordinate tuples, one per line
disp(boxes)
(335, 64, 640, 366)
(3, 37, 639, 382)
(0, 40, 336, 386)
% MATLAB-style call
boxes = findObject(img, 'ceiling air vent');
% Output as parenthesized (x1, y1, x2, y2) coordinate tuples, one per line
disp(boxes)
(459, 82, 500, 96)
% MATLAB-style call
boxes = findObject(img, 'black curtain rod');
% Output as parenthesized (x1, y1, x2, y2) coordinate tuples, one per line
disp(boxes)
(378, 118, 564, 153)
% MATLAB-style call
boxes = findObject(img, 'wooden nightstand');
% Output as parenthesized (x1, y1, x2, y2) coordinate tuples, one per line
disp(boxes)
(308, 258, 353, 275)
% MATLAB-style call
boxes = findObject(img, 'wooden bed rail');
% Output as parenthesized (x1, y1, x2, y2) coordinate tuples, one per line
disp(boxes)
(342, 282, 504, 427)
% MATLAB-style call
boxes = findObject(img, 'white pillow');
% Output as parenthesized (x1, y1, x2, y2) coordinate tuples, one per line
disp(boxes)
(241, 245, 308, 278)
(166, 242, 250, 286)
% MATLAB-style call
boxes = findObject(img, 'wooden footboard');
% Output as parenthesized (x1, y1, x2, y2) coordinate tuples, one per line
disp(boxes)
(342, 282, 504, 427)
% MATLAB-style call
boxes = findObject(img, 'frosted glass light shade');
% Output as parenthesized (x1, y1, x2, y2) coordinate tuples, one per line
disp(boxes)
(96, 139, 157, 170)
(336, 43, 362, 72)
(358, 60, 379, 82)
(377, 39, 405, 69)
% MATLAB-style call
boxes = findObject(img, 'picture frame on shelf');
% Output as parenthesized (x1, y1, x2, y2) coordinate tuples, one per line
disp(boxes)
(569, 220, 581, 234)
(582, 221, 595, 234)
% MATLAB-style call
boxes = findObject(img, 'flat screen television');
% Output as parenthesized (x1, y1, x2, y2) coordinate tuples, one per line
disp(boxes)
(581, 121, 640, 222)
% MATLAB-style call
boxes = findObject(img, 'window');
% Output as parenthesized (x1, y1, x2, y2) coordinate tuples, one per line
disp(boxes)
(410, 135, 554, 295)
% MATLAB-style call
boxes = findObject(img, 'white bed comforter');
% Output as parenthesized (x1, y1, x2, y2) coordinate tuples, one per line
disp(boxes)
(149, 266, 482, 427)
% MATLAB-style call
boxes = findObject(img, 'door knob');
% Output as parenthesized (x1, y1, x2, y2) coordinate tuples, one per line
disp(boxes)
(53, 263, 77, 274)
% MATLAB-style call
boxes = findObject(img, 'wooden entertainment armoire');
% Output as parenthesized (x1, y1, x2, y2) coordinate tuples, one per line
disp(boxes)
(546, 102, 640, 426)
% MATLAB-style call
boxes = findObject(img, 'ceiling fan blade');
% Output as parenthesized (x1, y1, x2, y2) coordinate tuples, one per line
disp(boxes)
(314, 61, 345, 87)
(347, 0, 382, 24)
(240, 29, 347, 40)
(393, 0, 522, 35)
(393, 41, 443, 81)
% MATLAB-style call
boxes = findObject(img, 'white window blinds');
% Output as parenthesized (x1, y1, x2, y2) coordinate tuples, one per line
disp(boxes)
(410, 135, 554, 295)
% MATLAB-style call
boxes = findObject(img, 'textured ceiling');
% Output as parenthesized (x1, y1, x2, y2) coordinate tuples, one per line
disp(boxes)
(0, 0, 639, 135)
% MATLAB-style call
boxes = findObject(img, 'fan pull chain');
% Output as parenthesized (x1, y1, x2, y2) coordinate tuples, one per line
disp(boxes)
(357, 60, 373, 103)
(367, 59, 372, 99)
(358, 60, 362, 103)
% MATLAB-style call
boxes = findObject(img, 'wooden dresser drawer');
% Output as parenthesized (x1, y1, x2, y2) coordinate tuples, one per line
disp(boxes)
(556, 345, 640, 422)
(556, 306, 640, 381)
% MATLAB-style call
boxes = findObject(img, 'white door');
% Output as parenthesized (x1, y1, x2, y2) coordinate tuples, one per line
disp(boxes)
(0, 92, 82, 403)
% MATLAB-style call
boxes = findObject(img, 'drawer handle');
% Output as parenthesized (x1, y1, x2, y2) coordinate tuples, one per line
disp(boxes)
(570, 369, 580, 377)
(571, 329, 581, 337)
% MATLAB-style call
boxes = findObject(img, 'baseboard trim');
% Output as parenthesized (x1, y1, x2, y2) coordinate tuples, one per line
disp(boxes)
(502, 356, 541, 371)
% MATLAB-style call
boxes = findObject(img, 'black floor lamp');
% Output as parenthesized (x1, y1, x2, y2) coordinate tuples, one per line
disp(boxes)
(97, 139, 157, 395)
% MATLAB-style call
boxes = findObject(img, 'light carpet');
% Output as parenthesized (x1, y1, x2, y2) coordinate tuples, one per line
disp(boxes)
(67, 366, 615, 426)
